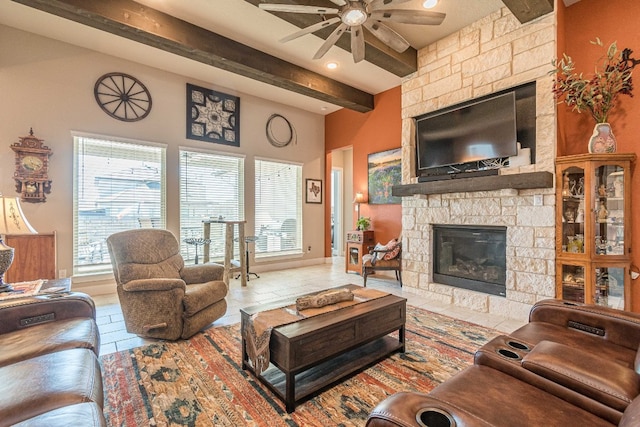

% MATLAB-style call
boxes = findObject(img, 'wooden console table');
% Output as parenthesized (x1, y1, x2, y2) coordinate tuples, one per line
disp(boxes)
(202, 220, 247, 287)
(4, 232, 56, 283)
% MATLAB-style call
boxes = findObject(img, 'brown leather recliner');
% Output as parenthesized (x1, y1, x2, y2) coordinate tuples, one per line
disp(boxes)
(367, 364, 640, 427)
(106, 228, 228, 340)
(367, 299, 640, 427)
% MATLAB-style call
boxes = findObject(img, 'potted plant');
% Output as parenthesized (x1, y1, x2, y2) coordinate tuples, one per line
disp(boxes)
(356, 217, 371, 231)
(550, 38, 638, 153)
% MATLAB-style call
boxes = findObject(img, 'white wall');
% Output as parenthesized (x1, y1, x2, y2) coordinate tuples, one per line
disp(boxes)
(0, 24, 326, 292)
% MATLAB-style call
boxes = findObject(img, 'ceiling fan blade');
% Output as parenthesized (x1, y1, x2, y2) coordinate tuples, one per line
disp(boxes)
(351, 25, 365, 63)
(279, 17, 341, 42)
(368, 0, 412, 8)
(259, 4, 339, 14)
(363, 20, 410, 53)
(370, 9, 446, 25)
(328, 0, 347, 5)
(313, 23, 348, 60)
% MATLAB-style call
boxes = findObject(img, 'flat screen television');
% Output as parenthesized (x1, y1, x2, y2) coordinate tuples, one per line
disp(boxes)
(415, 91, 518, 175)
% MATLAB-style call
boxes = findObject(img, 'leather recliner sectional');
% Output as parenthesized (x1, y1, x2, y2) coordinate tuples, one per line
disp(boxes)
(0, 292, 104, 426)
(367, 299, 640, 427)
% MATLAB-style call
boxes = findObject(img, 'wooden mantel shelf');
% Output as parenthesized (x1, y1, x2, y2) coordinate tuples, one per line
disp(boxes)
(392, 171, 554, 197)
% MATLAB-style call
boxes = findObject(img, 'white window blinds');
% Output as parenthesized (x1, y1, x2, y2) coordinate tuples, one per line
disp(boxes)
(254, 159, 302, 257)
(73, 135, 166, 275)
(179, 149, 244, 263)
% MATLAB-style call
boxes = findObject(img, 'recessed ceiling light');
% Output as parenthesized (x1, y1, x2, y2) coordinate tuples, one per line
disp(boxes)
(423, 0, 438, 9)
(321, 106, 328, 111)
(326, 61, 339, 70)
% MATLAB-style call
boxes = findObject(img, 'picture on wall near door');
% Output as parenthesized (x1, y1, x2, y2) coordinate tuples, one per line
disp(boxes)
(368, 148, 402, 205)
(305, 179, 322, 204)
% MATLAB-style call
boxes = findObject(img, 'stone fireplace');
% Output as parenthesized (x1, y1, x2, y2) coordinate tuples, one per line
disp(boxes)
(433, 225, 507, 297)
(399, 7, 557, 320)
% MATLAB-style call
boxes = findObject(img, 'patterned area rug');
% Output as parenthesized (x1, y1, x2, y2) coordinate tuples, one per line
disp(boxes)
(101, 306, 498, 426)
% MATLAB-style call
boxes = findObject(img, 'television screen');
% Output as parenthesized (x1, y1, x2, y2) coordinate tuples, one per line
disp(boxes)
(415, 91, 517, 172)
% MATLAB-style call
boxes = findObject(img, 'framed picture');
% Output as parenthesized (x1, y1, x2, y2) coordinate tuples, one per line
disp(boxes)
(305, 179, 322, 204)
(186, 83, 240, 147)
(368, 147, 402, 204)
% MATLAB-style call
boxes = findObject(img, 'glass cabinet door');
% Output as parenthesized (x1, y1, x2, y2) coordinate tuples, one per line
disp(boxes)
(593, 165, 625, 256)
(560, 166, 585, 254)
(560, 263, 585, 303)
(593, 265, 626, 309)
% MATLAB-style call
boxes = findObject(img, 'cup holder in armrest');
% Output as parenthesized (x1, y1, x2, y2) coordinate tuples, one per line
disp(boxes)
(507, 340, 529, 351)
(416, 408, 456, 427)
(497, 348, 521, 360)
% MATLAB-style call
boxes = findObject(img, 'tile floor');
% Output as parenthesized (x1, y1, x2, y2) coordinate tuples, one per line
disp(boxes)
(94, 259, 527, 355)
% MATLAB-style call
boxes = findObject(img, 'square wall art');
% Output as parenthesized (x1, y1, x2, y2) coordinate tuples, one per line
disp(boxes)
(187, 83, 240, 146)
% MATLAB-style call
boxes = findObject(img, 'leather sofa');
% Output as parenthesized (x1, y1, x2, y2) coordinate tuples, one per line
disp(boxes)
(0, 292, 104, 426)
(366, 299, 640, 427)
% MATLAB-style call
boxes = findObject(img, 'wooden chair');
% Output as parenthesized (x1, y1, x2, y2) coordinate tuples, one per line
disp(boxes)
(362, 240, 402, 287)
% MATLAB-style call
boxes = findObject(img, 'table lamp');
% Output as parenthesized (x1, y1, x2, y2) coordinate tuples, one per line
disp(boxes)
(353, 192, 365, 219)
(0, 195, 37, 289)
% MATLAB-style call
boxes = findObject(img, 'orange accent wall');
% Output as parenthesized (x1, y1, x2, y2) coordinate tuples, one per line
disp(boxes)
(560, 0, 640, 310)
(325, 87, 402, 256)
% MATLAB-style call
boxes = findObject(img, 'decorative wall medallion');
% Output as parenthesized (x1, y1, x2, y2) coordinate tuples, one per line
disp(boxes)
(266, 113, 295, 148)
(186, 83, 240, 146)
(94, 72, 152, 122)
(11, 128, 53, 203)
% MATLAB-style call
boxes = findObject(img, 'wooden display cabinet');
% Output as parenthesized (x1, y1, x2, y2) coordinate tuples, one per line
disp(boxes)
(345, 230, 374, 274)
(556, 154, 635, 310)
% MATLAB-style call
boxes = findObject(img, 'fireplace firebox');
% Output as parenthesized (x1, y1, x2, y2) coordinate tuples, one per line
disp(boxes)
(433, 225, 507, 297)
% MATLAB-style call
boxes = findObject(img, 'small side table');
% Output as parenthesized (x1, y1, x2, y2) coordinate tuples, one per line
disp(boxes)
(345, 230, 375, 274)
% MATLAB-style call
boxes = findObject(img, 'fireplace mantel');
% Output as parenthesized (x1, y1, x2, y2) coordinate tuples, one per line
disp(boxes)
(392, 171, 553, 197)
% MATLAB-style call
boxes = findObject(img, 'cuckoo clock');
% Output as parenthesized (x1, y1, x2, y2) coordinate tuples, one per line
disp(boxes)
(11, 128, 52, 203)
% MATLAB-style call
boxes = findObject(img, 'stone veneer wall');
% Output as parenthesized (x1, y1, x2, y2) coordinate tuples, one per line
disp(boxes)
(400, 7, 557, 321)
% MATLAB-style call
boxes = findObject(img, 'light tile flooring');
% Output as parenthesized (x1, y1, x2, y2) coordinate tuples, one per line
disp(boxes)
(94, 259, 527, 356)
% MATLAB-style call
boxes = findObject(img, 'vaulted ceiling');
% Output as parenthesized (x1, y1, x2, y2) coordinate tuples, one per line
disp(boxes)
(1, 0, 554, 114)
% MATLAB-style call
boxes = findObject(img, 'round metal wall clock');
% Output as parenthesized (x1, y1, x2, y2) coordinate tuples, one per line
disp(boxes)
(94, 72, 152, 122)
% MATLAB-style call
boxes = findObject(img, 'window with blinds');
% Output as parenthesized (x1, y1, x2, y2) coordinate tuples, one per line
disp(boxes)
(179, 149, 244, 263)
(73, 135, 166, 275)
(254, 159, 302, 257)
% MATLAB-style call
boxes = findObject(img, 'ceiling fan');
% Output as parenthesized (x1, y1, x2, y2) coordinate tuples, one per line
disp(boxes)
(259, 0, 446, 63)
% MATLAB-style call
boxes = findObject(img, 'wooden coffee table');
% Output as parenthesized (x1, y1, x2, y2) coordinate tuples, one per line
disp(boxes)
(240, 284, 406, 412)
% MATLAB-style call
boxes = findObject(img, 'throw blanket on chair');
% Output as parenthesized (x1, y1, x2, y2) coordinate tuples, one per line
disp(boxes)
(243, 287, 389, 374)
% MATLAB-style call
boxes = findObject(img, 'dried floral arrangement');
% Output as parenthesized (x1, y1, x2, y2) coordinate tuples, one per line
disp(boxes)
(550, 38, 639, 124)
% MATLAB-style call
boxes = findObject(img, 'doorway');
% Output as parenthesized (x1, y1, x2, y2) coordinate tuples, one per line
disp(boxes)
(331, 167, 343, 256)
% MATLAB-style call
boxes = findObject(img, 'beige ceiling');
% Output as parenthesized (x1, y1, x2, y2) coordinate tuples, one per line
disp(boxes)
(0, 0, 504, 114)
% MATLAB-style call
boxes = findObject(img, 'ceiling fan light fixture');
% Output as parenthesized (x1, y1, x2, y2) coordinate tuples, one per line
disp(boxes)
(341, 4, 368, 26)
(422, 0, 438, 9)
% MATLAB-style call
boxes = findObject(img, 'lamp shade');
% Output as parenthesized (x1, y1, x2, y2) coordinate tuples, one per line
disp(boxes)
(353, 192, 365, 204)
(0, 196, 37, 235)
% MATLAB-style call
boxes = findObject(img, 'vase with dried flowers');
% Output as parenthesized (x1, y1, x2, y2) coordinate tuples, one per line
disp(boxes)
(550, 38, 639, 153)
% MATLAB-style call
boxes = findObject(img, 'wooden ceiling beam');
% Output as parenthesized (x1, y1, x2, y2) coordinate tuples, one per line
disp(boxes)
(11, 0, 375, 112)
(243, 0, 417, 77)
(501, 0, 554, 23)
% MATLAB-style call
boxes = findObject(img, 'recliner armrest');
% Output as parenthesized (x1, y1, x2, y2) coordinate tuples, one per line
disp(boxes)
(121, 278, 185, 292)
(522, 340, 640, 411)
(528, 299, 640, 351)
(180, 263, 224, 284)
(0, 292, 96, 335)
